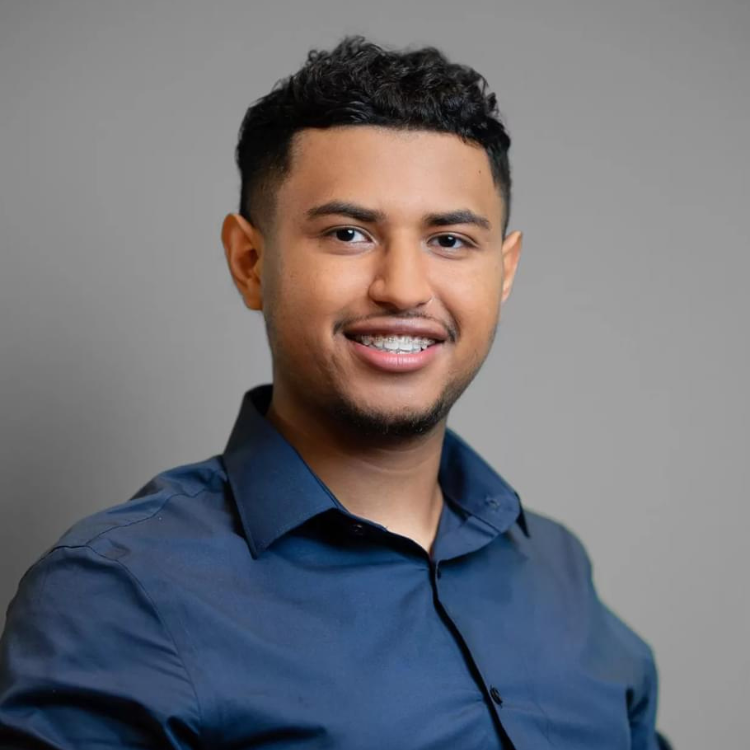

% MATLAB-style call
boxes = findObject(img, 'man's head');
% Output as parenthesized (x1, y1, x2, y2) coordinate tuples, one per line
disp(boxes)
(232, 36, 512, 239)
(223, 36, 522, 439)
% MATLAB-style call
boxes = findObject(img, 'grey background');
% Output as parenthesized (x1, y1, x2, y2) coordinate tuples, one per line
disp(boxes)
(1, 1, 748, 746)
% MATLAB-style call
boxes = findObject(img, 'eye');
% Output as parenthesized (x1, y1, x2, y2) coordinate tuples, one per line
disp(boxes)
(429, 234, 474, 251)
(325, 227, 371, 244)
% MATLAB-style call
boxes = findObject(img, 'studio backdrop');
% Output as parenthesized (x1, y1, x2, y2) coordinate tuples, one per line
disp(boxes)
(1, 2, 748, 748)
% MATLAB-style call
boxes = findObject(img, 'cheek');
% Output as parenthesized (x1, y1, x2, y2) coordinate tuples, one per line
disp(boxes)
(268, 253, 362, 345)
(440, 262, 502, 339)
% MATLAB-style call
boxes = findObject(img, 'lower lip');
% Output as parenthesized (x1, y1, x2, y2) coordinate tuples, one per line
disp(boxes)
(347, 338, 444, 373)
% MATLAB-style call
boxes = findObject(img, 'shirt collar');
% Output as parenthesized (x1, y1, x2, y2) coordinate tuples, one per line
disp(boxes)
(222, 384, 529, 557)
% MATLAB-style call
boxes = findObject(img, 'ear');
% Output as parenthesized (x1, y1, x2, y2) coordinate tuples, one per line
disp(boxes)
(499, 230, 523, 305)
(221, 213, 264, 310)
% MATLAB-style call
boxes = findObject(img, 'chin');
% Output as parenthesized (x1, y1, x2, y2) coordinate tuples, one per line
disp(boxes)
(327, 388, 454, 439)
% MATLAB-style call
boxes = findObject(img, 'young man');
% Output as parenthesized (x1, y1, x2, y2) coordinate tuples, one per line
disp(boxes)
(0, 37, 668, 749)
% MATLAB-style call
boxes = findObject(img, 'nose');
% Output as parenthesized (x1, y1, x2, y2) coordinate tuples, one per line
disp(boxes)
(368, 238, 433, 311)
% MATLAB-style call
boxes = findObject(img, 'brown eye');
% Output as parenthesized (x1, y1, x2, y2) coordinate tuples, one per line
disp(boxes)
(328, 227, 369, 243)
(432, 234, 471, 250)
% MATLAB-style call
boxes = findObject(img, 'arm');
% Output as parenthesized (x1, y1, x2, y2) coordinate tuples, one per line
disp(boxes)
(0, 544, 202, 748)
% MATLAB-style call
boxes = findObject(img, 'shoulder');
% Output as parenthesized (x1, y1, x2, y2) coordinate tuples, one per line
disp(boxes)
(521, 507, 657, 668)
(17, 455, 231, 592)
(53, 455, 226, 546)
(5, 454, 234, 651)
(6, 450, 233, 644)
(520, 507, 595, 581)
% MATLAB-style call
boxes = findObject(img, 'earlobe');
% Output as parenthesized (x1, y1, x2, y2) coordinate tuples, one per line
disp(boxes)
(221, 213, 264, 311)
(500, 230, 523, 305)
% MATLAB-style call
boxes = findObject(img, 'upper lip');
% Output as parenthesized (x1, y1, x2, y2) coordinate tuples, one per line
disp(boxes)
(343, 319, 449, 342)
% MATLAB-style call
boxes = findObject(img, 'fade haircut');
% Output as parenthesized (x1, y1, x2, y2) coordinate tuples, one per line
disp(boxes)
(234, 35, 512, 237)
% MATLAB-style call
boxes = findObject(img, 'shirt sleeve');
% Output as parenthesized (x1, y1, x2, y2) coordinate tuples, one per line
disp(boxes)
(560, 521, 664, 750)
(0, 544, 202, 749)
(625, 633, 661, 750)
(598, 588, 662, 750)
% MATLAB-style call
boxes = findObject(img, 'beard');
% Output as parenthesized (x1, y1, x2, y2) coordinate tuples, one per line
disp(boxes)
(321, 350, 490, 439)
(326, 382, 458, 439)
(265, 302, 499, 440)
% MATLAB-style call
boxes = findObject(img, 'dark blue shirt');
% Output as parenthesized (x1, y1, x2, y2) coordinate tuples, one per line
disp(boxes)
(0, 384, 662, 749)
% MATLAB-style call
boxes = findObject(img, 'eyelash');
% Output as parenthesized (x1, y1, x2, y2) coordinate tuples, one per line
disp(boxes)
(323, 227, 476, 250)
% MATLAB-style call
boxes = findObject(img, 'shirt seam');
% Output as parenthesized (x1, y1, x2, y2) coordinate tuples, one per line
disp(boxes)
(80, 485, 215, 547)
(79, 542, 207, 748)
(12, 486, 216, 597)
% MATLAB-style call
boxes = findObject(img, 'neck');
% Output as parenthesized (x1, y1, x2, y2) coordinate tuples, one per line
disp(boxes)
(265, 383, 447, 556)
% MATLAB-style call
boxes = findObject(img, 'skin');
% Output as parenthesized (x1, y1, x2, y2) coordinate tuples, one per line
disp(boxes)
(222, 126, 522, 555)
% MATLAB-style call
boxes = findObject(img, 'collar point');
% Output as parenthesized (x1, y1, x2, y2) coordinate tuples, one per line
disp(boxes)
(517, 500, 531, 538)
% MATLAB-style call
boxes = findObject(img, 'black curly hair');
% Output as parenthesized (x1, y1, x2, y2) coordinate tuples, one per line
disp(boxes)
(235, 35, 512, 237)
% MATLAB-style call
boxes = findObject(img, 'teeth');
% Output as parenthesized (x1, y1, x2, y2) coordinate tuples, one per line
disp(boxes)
(354, 334, 436, 352)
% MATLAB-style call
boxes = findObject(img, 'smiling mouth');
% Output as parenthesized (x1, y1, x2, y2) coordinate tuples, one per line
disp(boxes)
(346, 334, 438, 353)
(343, 333, 444, 374)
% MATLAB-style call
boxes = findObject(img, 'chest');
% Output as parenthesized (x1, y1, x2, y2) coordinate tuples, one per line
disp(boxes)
(162, 538, 635, 749)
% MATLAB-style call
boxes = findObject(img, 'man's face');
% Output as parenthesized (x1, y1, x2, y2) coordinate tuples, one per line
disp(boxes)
(227, 126, 522, 437)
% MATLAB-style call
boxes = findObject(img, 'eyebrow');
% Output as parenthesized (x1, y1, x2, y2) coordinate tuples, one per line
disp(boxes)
(305, 201, 492, 231)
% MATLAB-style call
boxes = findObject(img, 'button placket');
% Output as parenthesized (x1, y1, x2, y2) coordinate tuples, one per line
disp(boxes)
(430, 561, 442, 581)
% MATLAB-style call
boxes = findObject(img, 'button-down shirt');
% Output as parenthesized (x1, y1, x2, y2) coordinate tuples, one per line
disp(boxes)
(0, 384, 662, 749)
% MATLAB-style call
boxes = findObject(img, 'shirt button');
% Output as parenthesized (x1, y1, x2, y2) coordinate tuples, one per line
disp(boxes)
(490, 686, 503, 706)
(485, 496, 500, 509)
(350, 522, 366, 536)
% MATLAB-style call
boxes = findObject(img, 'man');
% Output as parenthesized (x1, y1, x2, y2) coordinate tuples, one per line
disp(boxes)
(0, 36, 669, 749)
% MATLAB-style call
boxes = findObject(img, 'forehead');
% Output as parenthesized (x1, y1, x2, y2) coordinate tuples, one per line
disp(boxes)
(277, 126, 503, 228)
